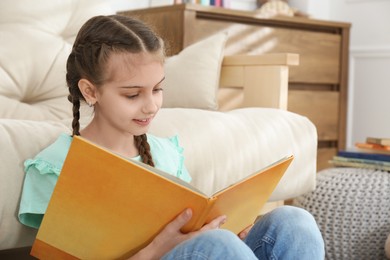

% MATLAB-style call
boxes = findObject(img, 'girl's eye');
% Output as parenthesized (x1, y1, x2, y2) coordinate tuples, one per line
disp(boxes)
(126, 94, 139, 99)
(125, 87, 162, 99)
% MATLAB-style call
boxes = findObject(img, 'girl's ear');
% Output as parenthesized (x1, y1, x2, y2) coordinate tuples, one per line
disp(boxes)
(78, 79, 98, 105)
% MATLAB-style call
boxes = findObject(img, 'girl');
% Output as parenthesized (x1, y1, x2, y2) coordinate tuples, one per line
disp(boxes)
(19, 15, 324, 259)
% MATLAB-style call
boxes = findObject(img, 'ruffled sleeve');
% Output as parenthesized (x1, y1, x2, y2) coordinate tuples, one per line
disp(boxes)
(147, 134, 192, 183)
(167, 136, 192, 183)
(18, 134, 72, 229)
(24, 158, 62, 176)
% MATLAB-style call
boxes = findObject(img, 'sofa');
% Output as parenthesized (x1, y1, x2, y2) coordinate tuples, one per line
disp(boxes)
(0, 0, 318, 257)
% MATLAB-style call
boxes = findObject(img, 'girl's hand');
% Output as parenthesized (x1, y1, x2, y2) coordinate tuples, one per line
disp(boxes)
(238, 224, 253, 240)
(131, 208, 227, 259)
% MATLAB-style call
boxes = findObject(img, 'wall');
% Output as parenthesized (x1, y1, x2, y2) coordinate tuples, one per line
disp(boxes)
(330, 0, 390, 149)
(289, 0, 390, 149)
(288, 0, 329, 20)
(110, 0, 150, 12)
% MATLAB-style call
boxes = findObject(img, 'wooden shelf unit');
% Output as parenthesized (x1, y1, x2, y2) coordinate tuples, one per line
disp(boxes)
(120, 4, 351, 171)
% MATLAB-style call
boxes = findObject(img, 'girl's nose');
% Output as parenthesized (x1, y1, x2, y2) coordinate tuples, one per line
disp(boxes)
(142, 95, 159, 115)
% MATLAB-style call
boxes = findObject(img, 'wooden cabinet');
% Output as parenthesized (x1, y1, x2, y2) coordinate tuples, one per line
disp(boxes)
(120, 4, 351, 171)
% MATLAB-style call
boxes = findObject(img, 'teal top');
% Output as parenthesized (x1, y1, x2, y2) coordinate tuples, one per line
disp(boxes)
(18, 133, 191, 229)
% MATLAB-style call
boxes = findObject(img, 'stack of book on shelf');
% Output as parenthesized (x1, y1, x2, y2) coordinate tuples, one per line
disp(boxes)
(177, 0, 224, 7)
(330, 137, 390, 171)
(177, 0, 257, 9)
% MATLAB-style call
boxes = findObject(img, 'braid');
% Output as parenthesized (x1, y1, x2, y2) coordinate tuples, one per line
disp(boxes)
(134, 134, 155, 167)
(66, 51, 83, 137)
(71, 99, 81, 136)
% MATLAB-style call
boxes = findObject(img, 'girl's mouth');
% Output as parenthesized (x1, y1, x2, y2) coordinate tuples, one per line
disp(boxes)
(133, 117, 152, 126)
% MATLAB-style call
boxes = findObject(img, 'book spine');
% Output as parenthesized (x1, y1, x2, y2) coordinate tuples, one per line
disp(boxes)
(356, 142, 390, 150)
(366, 137, 390, 146)
(333, 156, 390, 166)
(330, 159, 390, 171)
(338, 150, 390, 162)
(355, 143, 390, 155)
(214, 0, 222, 6)
(183, 199, 217, 233)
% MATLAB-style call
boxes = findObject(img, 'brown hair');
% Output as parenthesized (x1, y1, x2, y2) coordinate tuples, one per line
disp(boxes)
(66, 15, 165, 166)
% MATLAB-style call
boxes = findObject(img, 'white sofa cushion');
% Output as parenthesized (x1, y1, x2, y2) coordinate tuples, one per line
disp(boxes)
(163, 32, 228, 110)
(0, 119, 69, 250)
(0, 0, 113, 120)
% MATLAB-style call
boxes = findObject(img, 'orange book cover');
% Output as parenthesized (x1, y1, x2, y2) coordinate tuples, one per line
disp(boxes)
(31, 136, 293, 259)
(355, 142, 390, 154)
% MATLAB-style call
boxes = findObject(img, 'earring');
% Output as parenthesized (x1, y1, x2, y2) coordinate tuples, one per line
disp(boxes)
(87, 101, 93, 107)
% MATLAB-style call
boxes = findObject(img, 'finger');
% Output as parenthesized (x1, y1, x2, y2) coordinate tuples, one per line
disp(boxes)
(165, 208, 192, 232)
(238, 230, 248, 239)
(238, 224, 253, 239)
(200, 215, 227, 231)
(242, 224, 253, 233)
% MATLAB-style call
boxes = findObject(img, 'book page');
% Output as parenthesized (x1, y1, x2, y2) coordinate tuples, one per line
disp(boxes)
(213, 155, 293, 196)
(129, 159, 206, 196)
(93, 138, 207, 196)
(206, 155, 293, 234)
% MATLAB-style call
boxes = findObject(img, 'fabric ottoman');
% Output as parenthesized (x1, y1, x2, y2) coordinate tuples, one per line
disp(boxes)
(293, 167, 390, 259)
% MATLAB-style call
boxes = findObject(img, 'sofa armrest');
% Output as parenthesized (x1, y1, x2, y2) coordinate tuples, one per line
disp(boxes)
(218, 53, 299, 110)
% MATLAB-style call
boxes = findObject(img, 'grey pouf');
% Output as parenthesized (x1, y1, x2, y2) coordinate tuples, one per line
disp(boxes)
(293, 167, 390, 260)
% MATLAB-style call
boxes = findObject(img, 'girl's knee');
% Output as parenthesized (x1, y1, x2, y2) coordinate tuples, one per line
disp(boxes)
(255, 206, 321, 238)
(266, 205, 316, 224)
(251, 206, 324, 255)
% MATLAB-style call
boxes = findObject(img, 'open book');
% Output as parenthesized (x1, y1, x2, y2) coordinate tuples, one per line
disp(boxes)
(31, 136, 293, 259)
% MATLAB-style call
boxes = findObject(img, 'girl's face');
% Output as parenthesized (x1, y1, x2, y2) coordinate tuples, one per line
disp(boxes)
(92, 52, 164, 137)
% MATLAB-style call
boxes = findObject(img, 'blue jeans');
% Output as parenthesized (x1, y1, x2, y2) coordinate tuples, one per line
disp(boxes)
(162, 206, 324, 259)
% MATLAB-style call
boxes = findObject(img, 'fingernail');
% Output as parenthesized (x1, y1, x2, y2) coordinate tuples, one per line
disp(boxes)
(218, 218, 227, 228)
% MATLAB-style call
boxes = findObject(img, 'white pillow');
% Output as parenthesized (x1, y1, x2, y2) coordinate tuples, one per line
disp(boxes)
(163, 32, 228, 110)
